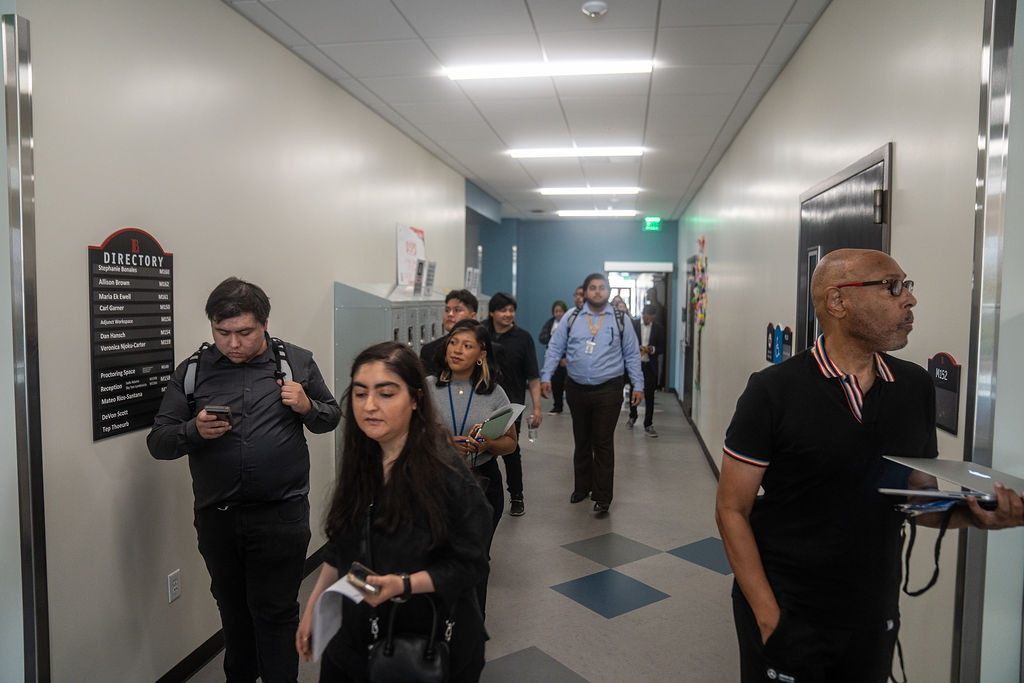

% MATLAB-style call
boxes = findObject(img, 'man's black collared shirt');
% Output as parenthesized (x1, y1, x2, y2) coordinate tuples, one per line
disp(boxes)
(148, 335, 340, 510)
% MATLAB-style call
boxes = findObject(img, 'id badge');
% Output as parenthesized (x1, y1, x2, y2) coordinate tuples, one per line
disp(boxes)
(585, 340, 596, 354)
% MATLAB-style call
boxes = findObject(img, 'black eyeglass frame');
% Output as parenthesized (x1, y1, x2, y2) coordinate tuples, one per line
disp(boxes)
(835, 279, 914, 296)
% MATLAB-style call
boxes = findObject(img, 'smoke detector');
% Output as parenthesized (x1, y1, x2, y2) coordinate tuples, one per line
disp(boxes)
(581, 1, 608, 19)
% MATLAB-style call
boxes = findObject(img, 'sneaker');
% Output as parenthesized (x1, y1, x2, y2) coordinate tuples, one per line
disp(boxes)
(644, 426, 658, 438)
(510, 497, 525, 516)
(626, 416, 636, 428)
(548, 409, 562, 415)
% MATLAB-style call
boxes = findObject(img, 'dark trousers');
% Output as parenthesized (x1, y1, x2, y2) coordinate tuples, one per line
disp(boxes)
(502, 419, 523, 499)
(732, 587, 898, 683)
(194, 498, 311, 683)
(565, 377, 624, 504)
(628, 361, 658, 427)
(472, 457, 503, 616)
(550, 364, 567, 411)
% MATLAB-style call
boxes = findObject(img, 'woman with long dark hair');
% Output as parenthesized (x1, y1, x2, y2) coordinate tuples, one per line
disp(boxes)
(296, 342, 491, 682)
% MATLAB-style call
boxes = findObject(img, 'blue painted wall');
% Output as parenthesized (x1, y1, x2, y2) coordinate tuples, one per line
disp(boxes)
(479, 217, 679, 388)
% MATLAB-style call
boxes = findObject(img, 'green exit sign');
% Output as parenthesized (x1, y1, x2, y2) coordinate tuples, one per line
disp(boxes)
(643, 216, 662, 231)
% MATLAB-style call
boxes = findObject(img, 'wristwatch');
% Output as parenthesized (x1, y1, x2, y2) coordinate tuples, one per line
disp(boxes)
(392, 573, 411, 603)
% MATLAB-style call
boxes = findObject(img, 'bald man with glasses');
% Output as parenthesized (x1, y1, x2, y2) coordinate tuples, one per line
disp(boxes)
(716, 248, 1024, 683)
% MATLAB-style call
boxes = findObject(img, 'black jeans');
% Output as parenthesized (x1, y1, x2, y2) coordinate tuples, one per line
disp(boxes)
(565, 377, 624, 504)
(732, 586, 898, 683)
(472, 457, 503, 616)
(628, 361, 658, 427)
(194, 498, 311, 683)
(502, 419, 523, 499)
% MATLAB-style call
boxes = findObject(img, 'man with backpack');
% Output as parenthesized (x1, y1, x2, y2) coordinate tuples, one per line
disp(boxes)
(148, 277, 340, 683)
(540, 273, 643, 514)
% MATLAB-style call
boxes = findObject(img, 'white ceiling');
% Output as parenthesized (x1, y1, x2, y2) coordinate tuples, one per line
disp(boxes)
(223, 0, 832, 220)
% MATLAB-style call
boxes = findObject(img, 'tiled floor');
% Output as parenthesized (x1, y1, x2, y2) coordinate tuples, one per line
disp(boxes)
(188, 392, 738, 682)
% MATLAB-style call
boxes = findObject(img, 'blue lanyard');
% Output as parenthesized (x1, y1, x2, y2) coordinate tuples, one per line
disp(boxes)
(448, 383, 475, 436)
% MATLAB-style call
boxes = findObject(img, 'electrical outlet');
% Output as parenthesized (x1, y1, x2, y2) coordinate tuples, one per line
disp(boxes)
(168, 569, 181, 604)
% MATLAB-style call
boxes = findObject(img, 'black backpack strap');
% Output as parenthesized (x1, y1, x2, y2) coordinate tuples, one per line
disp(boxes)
(564, 306, 582, 334)
(183, 342, 210, 415)
(270, 337, 293, 384)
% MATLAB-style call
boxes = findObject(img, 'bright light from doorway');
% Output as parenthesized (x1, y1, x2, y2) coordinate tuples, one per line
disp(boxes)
(444, 60, 653, 80)
(509, 146, 644, 159)
(540, 187, 640, 196)
(557, 209, 638, 217)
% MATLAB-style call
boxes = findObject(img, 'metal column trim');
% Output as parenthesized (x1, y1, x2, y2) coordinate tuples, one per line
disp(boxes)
(954, 1, 1016, 680)
(3, 14, 47, 682)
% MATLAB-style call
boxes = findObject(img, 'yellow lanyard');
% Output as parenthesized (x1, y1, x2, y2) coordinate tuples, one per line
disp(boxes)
(587, 312, 606, 340)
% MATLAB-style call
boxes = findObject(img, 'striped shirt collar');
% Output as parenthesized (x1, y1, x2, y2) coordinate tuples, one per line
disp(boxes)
(810, 334, 894, 422)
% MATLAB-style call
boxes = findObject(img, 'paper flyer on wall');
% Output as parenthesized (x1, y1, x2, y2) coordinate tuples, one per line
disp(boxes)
(312, 575, 366, 662)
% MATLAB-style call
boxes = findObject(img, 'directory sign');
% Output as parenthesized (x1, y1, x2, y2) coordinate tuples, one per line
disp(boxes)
(89, 229, 174, 440)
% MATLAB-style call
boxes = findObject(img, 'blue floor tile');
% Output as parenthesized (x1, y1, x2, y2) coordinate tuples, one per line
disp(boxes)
(551, 569, 670, 618)
(561, 532, 662, 568)
(482, 646, 588, 682)
(668, 536, 732, 575)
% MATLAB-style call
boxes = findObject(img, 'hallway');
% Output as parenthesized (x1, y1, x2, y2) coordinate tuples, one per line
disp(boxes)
(190, 392, 737, 682)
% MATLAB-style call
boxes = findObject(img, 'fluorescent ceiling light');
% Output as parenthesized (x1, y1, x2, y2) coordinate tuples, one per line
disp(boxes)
(509, 146, 644, 159)
(557, 210, 638, 217)
(445, 60, 653, 80)
(540, 187, 640, 196)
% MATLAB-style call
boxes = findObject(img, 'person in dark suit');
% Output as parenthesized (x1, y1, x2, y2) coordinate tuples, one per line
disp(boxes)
(538, 299, 568, 414)
(628, 304, 666, 437)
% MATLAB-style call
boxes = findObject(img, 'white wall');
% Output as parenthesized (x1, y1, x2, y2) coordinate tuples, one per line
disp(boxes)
(677, 0, 985, 679)
(17, 0, 466, 679)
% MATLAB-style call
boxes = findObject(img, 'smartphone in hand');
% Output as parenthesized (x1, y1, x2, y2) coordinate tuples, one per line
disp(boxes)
(346, 562, 380, 595)
(205, 405, 233, 425)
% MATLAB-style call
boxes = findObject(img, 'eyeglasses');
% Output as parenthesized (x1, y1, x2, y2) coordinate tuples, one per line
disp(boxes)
(835, 279, 914, 297)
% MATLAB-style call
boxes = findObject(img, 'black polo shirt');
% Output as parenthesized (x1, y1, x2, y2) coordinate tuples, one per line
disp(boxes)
(487, 323, 539, 405)
(723, 335, 936, 626)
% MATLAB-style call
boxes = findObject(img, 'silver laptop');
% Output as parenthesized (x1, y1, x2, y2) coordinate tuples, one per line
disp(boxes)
(878, 455, 1024, 503)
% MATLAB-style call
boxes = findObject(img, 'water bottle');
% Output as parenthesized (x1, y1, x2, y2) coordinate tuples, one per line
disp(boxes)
(527, 414, 538, 443)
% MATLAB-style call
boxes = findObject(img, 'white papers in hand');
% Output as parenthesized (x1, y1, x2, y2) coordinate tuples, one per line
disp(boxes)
(312, 575, 367, 662)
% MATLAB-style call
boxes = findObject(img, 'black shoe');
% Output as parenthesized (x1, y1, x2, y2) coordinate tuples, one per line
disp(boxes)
(510, 497, 525, 516)
(570, 490, 590, 504)
(593, 501, 610, 514)
(626, 416, 636, 428)
(548, 409, 562, 415)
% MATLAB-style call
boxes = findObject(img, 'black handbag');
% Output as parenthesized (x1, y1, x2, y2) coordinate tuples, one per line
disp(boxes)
(367, 594, 452, 683)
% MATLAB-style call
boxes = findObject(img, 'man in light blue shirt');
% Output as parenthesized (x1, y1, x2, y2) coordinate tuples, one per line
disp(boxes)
(541, 273, 643, 513)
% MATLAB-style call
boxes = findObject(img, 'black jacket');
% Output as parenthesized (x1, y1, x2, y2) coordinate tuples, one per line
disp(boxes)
(632, 318, 666, 360)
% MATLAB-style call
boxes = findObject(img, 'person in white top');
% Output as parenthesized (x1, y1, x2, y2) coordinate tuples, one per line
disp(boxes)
(628, 304, 666, 436)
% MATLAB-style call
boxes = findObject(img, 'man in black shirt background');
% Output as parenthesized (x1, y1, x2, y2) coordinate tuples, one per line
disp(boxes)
(486, 292, 541, 517)
(420, 289, 478, 376)
(148, 277, 340, 683)
(716, 249, 1024, 683)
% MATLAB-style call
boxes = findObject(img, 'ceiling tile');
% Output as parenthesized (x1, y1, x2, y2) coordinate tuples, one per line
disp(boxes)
(527, 0, 660, 31)
(228, 1, 309, 47)
(262, 0, 417, 44)
(763, 23, 811, 65)
(458, 78, 559, 101)
(789, 0, 834, 24)
(425, 34, 544, 65)
(539, 29, 657, 60)
(655, 25, 777, 66)
(659, 0, 794, 27)
(652, 64, 755, 96)
(391, 0, 534, 39)
(562, 96, 648, 143)
(473, 98, 571, 147)
(552, 72, 652, 98)
(319, 40, 442, 78)
(359, 75, 467, 104)
(391, 100, 483, 125)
